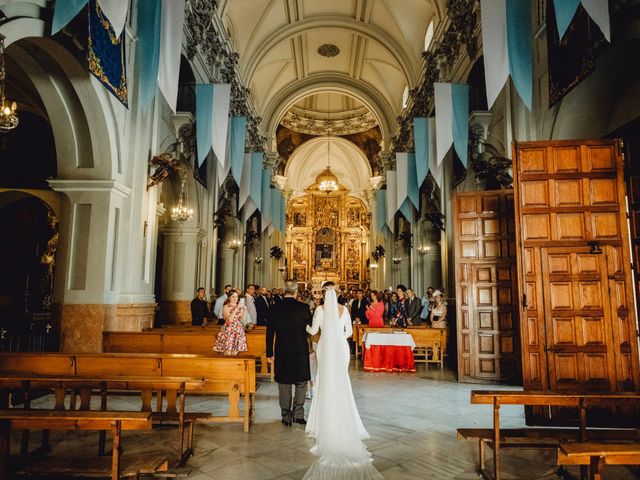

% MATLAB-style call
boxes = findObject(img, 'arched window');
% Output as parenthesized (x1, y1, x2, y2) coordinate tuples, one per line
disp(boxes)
(424, 20, 434, 51)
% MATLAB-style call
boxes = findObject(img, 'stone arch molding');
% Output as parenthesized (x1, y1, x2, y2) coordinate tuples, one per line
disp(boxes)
(284, 136, 373, 203)
(265, 75, 396, 148)
(2, 13, 121, 181)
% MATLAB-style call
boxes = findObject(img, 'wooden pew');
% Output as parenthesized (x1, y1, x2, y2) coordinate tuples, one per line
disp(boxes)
(458, 390, 640, 480)
(558, 443, 640, 480)
(0, 353, 257, 432)
(0, 375, 205, 463)
(407, 328, 446, 368)
(0, 410, 167, 480)
(104, 329, 273, 380)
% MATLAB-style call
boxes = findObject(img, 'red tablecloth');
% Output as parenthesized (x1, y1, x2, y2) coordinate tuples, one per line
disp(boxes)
(363, 345, 416, 372)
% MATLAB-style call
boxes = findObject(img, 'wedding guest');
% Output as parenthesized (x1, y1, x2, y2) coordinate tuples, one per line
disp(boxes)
(430, 290, 448, 328)
(392, 285, 409, 328)
(255, 286, 270, 326)
(213, 284, 232, 324)
(350, 290, 369, 325)
(244, 284, 258, 326)
(420, 287, 434, 324)
(365, 291, 384, 327)
(387, 292, 399, 324)
(214, 290, 248, 355)
(190, 287, 210, 326)
(405, 288, 421, 326)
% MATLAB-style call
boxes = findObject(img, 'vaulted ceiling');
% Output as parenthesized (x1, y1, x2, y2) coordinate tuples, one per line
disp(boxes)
(219, 0, 442, 143)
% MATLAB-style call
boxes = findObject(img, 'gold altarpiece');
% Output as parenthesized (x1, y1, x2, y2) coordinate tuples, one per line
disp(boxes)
(286, 186, 370, 290)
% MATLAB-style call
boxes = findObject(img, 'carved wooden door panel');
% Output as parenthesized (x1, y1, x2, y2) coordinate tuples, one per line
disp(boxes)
(455, 191, 520, 383)
(514, 139, 640, 422)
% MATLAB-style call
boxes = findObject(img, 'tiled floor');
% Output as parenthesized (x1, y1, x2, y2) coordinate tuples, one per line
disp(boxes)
(23, 362, 640, 479)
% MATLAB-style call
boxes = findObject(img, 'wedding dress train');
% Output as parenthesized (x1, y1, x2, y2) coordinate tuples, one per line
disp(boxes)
(303, 288, 383, 480)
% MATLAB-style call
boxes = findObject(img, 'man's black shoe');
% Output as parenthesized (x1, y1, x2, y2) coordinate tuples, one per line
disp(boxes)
(281, 419, 292, 426)
(294, 418, 307, 425)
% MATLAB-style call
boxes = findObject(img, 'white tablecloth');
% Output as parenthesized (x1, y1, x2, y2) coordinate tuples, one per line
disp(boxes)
(363, 332, 416, 349)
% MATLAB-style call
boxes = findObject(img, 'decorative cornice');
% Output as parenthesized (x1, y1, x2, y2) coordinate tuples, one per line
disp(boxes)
(281, 110, 377, 136)
(48, 179, 133, 198)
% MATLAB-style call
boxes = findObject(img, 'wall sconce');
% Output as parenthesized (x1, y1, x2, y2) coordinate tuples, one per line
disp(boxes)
(228, 238, 242, 252)
(392, 257, 402, 265)
(416, 244, 431, 256)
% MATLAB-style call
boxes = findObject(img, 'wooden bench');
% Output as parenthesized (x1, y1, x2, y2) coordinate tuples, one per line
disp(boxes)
(104, 329, 273, 380)
(458, 390, 640, 480)
(0, 353, 257, 432)
(0, 409, 167, 480)
(0, 375, 205, 463)
(558, 442, 640, 480)
(407, 327, 446, 368)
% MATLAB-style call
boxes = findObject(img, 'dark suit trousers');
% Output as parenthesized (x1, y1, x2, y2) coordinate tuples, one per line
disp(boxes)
(278, 382, 307, 420)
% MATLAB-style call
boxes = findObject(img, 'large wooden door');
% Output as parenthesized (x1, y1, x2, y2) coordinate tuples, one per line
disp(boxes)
(455, 190, 520, 383)
(514, 140, 640, 422)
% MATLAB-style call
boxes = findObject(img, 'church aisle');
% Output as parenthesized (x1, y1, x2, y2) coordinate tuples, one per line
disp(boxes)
(23, 364, 638, 480)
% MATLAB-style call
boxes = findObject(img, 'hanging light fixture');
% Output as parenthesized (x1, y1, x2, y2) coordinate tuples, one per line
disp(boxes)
(318, 93, 338, 192)
(171, 171, 194, 223)
(0, 34, 18, 132)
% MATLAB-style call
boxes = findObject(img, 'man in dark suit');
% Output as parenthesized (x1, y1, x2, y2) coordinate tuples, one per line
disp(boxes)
(350, 289, 369, 324)
(190, 287, 210, 326)
(406, 288, 422, 326)
(266, 279, 312, 426)
(255, 286, 270, 325)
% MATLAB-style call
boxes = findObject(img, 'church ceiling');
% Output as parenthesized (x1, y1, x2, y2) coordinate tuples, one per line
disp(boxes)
(219, 0, 442, 138)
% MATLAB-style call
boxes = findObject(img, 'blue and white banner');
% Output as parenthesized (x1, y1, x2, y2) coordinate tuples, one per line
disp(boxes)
(261, 168, 273, 231)
(396, 152, 419, 220)
(385, 170, 397, 234)
(96, 0, 128, 37)
(195, 84, 214, 167)
(480, 0, 532, 109)
(434, 82, 469, 167)
(137, 0, 161, 110)
(427, 117, 442, 189)
(157, 0, 185, 112)
(52, 0, 88, 34)
(271, 189, 285, 233)
(553, 0, 610, 42)
(230, 117, 247, 186)
(413, 117, 429, 188)
(212, 84, 231, 167)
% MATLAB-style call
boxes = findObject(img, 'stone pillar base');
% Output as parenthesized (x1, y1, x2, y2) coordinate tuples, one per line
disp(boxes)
(159, 300, 192, 325)
(58, 303, 157, 352)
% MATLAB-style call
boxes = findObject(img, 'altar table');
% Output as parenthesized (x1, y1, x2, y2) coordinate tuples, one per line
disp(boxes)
(362, 332, 416, 373)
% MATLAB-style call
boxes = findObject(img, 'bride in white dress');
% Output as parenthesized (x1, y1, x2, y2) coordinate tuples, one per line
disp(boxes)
(303, 283, 383, 480)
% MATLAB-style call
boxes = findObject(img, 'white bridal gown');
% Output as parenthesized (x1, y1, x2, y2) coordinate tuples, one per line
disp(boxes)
(303, 288, 383, 480)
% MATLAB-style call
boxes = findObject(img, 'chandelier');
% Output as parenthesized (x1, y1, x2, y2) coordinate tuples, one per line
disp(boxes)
(318, 93, 339, 193)
(416, 244, 431, 256)
(0, 34, 18, 132)
(228, 237, 242, 252)
(171, 172, 194, 223)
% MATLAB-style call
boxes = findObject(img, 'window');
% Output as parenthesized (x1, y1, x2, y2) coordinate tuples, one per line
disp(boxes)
(402, 85, 409, 108)
(424, 20, 434, 51)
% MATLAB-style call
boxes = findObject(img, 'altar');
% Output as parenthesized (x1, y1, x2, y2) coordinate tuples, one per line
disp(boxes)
(362, 332, 416, 373)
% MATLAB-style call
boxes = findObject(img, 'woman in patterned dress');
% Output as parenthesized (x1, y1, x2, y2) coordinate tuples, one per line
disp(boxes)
(214, 290, 248, 355)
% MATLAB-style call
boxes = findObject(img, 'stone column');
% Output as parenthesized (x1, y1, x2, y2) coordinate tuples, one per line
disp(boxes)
(48, 179, 131, 352)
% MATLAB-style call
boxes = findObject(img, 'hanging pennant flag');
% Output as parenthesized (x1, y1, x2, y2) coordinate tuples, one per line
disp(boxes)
(212, 84, 231, 167)
(271, 188, 281, 233)
(376, 189, 387, 232)
(52, 0, 88, 34)
(413, 117, 429, 188)
(434, 82, 469, 167)
(427, 117, 442, 189)
(553, 0, 610, 42)
(385, 170, 397, 234)
(480, 0, 532, 109)
(230, 117, 247, 185)
(279, 194, 286, 232)
(395, 153, 419, 220)
(239, 152, 251, 209)
(261, 168, 273, 231)
(196, 84, 214, 167)
(216, 155, 230, 188)
(249, 152, 263, 212)
(87, 0, 127, 106)
(137, 0, 161, 110)
(157, 0, 185, 112)
(97, 0, 128, 38)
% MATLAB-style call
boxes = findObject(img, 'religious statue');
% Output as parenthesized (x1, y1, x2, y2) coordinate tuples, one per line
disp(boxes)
(147, 153, 180, 188)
